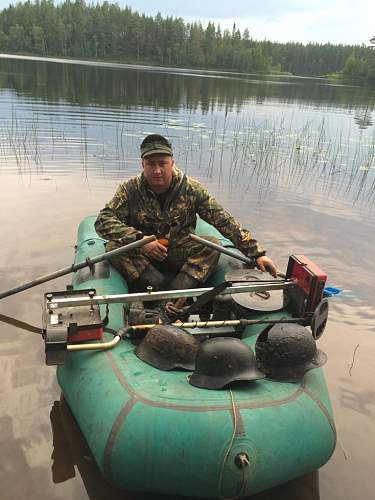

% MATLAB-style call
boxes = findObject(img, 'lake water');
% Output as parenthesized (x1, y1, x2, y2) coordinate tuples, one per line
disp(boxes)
(0, 54, 375, 500)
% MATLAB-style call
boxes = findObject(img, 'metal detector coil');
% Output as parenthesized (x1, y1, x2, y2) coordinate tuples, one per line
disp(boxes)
(225, 269, 284, 313)
(310, 298, 329, 339)
(43, 288, 103, 365)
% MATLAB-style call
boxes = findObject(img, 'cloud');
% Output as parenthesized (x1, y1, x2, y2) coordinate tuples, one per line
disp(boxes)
(120, 0, 374, 45)
(186, 0, 375, 45)
(0, 0, 373, 45)
(110, 0, 314, 19)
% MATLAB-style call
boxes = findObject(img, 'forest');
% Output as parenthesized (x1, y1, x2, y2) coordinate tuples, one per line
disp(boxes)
(0, 0, 374, 83)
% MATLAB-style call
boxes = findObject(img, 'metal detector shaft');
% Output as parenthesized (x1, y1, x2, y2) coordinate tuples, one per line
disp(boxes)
(47, 281, 295, 309)
(0, 235, 156, 300)
(132, 317, 305, 331)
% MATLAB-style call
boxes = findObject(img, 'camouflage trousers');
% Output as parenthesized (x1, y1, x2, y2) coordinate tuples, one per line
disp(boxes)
(106, 235, 221, 284)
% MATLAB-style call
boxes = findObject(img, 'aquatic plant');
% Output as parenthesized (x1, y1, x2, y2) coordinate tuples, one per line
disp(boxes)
(1, 108, 374, 208)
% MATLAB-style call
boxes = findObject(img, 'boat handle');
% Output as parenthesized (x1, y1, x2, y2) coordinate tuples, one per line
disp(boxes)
(67, 335, 121, 351)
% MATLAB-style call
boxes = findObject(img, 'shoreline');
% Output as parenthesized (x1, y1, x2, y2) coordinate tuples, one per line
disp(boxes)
(0, 52, 329, 81)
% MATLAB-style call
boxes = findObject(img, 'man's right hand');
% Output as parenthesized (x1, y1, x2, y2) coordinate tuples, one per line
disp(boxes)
(256, 255, 278, 278)
(142, 240, 168, 261)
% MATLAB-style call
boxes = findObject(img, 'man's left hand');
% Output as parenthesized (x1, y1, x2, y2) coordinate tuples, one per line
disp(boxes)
(256, 256, 278, 278)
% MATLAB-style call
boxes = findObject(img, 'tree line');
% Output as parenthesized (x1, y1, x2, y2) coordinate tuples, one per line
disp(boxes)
(0, 0, 374, 83)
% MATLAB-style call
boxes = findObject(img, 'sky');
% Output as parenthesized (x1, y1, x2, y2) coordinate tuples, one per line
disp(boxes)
(0, 0, 373, 46)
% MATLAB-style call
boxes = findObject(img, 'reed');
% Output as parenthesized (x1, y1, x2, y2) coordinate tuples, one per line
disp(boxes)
(0, 109, 374, 208)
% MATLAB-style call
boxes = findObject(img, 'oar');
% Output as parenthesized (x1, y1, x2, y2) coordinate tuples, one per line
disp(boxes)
(0, 313, 43, 334)
(0, 235, 156, 300)
(190, 234, 342, 297)
(190, 233, 255, 266)
(189, 233, 286, 278)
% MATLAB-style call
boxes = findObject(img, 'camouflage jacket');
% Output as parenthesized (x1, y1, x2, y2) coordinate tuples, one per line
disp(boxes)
(95, 168, 266, 258)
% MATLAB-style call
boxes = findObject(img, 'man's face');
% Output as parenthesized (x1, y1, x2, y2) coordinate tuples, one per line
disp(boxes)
(142, 154, 174, 193)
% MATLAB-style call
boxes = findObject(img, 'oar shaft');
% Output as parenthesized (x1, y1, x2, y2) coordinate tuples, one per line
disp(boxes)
(189, 233, 254, 266)
(190, 234, 286, 278)
(0, 235, 155, 300)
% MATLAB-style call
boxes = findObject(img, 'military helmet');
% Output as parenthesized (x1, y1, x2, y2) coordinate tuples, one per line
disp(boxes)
(255, 323, 327, 381)
(135, 324, 199, 371)
(189, 337, 265, 390)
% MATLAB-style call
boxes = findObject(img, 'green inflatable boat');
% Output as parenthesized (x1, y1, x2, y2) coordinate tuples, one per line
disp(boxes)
(56, 215, 336, 498)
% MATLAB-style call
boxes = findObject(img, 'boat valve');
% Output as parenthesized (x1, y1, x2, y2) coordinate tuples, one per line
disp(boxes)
(235, 453, 250, 469)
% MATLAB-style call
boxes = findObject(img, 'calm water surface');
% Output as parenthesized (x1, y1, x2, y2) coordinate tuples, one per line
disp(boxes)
(0, 55, 375, 500)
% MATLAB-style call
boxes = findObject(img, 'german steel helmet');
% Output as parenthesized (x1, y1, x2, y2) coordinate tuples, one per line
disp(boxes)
(189, 337, 265, 390)
(135, 324, 199, 371)
(255, 323, 327, 381)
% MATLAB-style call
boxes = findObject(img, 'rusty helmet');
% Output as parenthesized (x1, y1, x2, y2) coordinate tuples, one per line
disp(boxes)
(135, 324, 199, 371)
(189, 337, 265, 390)
(255, 323, 327, 381)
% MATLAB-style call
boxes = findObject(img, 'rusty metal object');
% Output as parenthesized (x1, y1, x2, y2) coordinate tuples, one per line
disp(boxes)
(128, 305, 161, 326)
(135, 324, 199, 370)
(255, 323, 327, 381)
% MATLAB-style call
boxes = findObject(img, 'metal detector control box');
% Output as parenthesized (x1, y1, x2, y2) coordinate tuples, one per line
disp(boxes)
(284, 255, 327, 319)
(43, 288, 103, 365)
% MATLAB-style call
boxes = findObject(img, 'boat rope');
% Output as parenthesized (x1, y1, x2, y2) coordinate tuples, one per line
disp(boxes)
(218, 389, 247, 500)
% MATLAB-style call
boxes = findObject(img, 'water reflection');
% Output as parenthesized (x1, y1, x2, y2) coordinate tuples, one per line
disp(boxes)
(0, 56, 374, 113)
(0, 55, 374, 500)
(339, 382, 375, 417)
(0, 109, 374, 208)
(1, 56, 374, 210)
(0, 415, 50, 498)
(354, 108, 373, 129)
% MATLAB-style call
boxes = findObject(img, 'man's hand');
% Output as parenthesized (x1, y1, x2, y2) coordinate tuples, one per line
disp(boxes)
(142, 240, 168, 261)
(256, 256, 278, 278)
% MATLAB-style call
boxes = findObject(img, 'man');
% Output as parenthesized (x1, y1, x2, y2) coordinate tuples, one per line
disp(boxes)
(95, 134, 277, 298)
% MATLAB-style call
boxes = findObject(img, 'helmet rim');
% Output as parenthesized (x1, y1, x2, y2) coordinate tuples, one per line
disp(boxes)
(257, 349, 327, 381)
(189, 366, 266, 389)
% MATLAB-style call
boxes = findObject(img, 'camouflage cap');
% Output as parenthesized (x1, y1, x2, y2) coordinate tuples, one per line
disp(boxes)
(140, 134, 173, 158)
